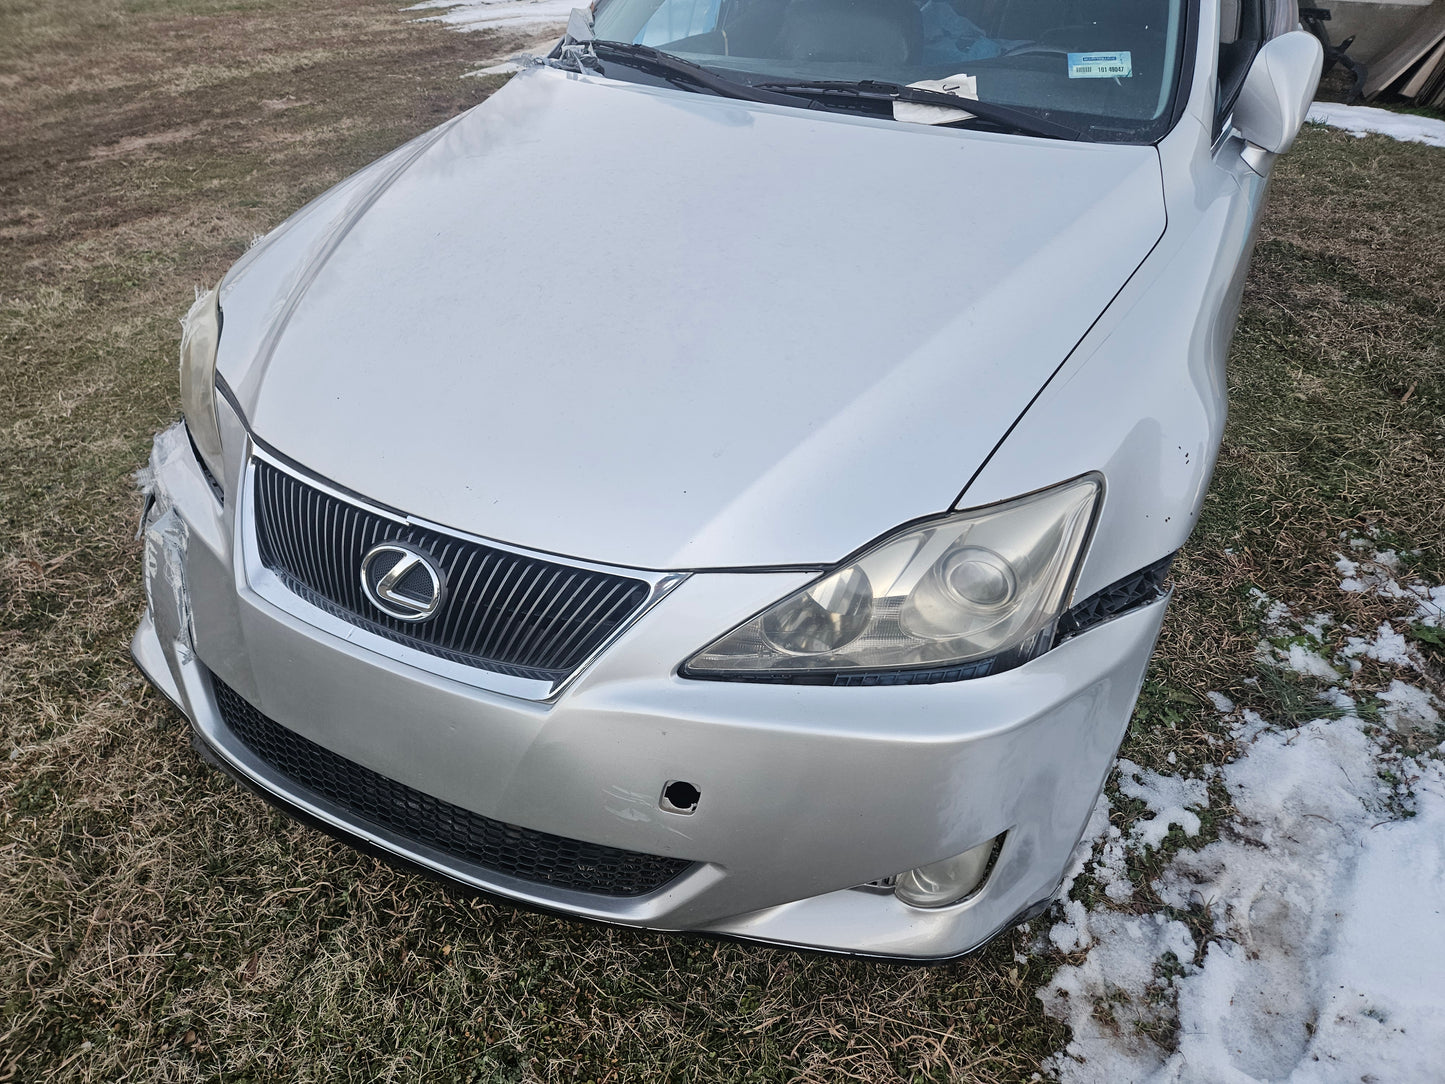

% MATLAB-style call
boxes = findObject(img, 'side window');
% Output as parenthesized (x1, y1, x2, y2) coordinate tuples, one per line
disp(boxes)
(636, 0, 723, 45)
(1217, 0, 1265, 131)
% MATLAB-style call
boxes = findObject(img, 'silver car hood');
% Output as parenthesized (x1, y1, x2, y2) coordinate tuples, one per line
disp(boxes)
(220, 66, 1165, 570)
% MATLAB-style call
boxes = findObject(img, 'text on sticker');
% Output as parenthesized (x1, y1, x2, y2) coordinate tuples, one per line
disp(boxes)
(1067, 51, 1133, 79)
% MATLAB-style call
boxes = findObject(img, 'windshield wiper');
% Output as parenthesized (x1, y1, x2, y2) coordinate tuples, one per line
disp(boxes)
(582, 41, 806, 108)
(747, 79, 1081, 140)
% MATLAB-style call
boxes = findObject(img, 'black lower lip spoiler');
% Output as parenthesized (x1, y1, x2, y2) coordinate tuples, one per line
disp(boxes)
(130, 646, 1050, 965)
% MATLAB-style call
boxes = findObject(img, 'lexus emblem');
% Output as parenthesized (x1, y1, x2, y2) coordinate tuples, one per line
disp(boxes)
(360, 542, 445, 621)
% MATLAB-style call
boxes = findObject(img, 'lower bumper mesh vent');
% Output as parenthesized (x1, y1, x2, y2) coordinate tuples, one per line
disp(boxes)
(211, 678, 694, 898)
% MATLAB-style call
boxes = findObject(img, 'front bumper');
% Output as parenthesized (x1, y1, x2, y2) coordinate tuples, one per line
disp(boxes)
(133, 422, 1167, 960)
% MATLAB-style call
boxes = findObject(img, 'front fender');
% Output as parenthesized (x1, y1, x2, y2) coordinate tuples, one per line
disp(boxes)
(956, 115, 1268, 601)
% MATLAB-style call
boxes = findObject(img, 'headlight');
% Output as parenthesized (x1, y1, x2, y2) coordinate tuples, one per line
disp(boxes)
(681, 476, 1100, 683)
(179, 286, 224, 481)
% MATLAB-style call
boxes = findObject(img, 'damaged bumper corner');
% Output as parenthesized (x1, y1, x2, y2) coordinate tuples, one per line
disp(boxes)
(132, 421, 229, 714)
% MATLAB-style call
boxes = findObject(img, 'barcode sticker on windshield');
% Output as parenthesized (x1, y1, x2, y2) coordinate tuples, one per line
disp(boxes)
(1067, 51, 1132, 79)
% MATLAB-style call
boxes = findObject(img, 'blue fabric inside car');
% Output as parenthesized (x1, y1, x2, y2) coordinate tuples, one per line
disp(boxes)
(919, 0, 1024, 66)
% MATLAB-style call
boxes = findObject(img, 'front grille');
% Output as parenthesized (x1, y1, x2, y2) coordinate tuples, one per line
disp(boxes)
(251, 460, 651, 683)
(212, 678, 694, 898)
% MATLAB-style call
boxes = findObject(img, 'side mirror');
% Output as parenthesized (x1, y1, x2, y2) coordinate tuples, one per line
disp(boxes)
(566, 6, 595, 44)
(1233, 31, 1324, 155)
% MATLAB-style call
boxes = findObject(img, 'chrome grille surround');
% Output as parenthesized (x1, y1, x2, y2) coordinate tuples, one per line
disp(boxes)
(239, 445, 685, 700)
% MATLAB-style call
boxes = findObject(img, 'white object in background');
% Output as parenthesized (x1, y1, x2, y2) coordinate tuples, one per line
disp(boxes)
(1307, 101, 1445, 147)
(407, 0, 579, 32)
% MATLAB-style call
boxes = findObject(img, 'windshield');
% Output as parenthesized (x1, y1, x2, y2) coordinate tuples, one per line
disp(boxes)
(589, 0, 1189, 141)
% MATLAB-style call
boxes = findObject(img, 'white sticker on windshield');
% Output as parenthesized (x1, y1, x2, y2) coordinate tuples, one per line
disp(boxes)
(1067, 51, 1132, 79)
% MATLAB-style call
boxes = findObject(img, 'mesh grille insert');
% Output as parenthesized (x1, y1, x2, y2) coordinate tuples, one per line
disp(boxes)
(211, 678, 694, 898)
(251, 460, 651, 682)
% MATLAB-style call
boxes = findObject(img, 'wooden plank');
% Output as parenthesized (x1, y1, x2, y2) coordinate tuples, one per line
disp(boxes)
(1401, 36, 1445, 99)
(1363, 4, 1445, 99)
(1420, 37, 1445, 106)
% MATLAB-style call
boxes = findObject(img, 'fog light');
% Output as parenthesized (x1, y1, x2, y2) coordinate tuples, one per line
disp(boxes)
(894, 834, 1003, 908)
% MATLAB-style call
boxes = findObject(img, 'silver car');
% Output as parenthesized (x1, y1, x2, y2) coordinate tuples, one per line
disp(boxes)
(133, 0, 1322, 959)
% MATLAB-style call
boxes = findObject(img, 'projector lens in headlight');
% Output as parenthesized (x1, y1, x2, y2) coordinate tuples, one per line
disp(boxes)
(683, 476, 1100, 680)
(941, 547, 1016, 608)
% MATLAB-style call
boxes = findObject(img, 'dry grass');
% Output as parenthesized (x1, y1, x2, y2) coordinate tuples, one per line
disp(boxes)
(1, 2, 1442, 1079)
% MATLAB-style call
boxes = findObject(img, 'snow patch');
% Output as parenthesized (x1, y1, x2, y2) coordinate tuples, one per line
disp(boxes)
(1306, 780, 1445, 1082)
(1301, 612, 1332, 642)
(1039, 913, 1197, 1082)
(1250, 588, 1293, 631)
(1282, 641, 1341, 680)
(1334, 547, 1445, 641)
(1343, 622, 1419, 671)
(1412, 584, 1445, 628)
(1116, 759, 1207, 850)
(1095, 828, 1134, 903)
(1306, 103, 1445, 149)
(469, 58, 529, 75)
(1046, 710, 1445, 1083)
(408, 0, 575, 32)
(1040, 562, 1445, 1082)
(1378, 679, 1443, 730)
(406, 0, 568, 73)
